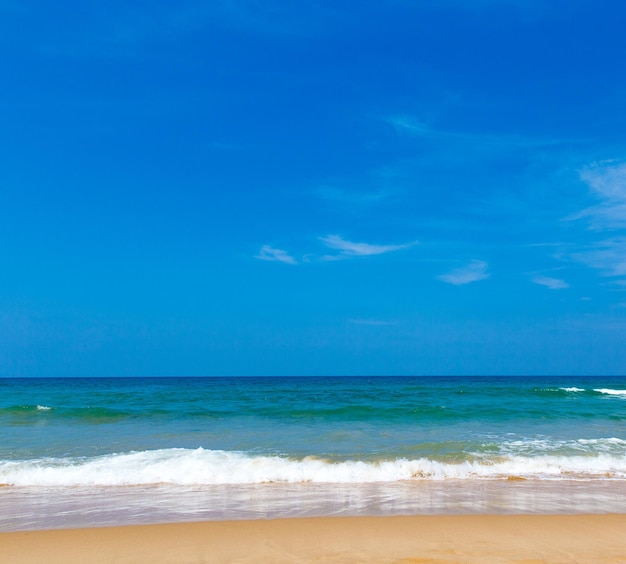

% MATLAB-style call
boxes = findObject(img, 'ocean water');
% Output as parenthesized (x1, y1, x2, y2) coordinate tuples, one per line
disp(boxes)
(1, 376, 625, 530)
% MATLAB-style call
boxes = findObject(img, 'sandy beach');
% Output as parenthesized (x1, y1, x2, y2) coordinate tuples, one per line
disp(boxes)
(2, 514, 626, 563)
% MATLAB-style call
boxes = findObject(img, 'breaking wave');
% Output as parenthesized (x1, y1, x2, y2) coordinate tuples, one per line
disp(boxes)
(2, 446, 625, 487)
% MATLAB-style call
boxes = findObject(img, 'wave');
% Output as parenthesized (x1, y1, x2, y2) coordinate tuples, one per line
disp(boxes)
(594, 388, 626, 397)
(2, 447, 625, 487)
(548, 387, 626, 398)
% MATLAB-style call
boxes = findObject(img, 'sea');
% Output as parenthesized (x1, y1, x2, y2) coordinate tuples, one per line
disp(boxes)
(1, 376, 625, 531)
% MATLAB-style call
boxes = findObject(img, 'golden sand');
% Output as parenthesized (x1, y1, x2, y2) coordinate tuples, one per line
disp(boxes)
(2, 514, 626, 563)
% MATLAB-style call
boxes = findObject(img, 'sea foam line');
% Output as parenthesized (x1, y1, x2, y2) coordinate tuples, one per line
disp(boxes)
(1, 448, 626, 486)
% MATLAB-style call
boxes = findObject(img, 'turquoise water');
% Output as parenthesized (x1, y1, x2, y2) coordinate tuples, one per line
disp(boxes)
(1, 376, 625, 529)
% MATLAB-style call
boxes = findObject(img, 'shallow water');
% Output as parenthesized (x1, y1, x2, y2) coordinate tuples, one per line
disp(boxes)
(2, 480, 625, 531)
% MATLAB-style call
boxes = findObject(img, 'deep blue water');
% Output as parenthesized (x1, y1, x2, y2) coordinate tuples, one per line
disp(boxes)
(2, 375, 625, 478)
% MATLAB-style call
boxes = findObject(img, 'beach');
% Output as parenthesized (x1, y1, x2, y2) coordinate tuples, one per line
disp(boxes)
(2, 377, 625, 560)
(5, 0, 626, 558)
(3, 514, 626, 563)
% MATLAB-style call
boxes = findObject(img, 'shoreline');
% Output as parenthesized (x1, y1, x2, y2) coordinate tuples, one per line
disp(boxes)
(4, 479, 626, 531)
(2, 514, 626, 563)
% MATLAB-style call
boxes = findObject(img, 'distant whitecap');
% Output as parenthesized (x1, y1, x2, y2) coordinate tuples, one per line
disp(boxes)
(594, 388, 626, 397)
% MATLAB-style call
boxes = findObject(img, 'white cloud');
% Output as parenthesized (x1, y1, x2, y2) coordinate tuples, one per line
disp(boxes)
(576, 161, 626, 230)
(255, 245, 297, 265)
(532, 275, 569, 290)
(319, 234, 415, 258)
(570, 238, 626, 277)
(581, 161, 626, 200)
(438, 260, 489, 285)
(255, 236, 415, 265)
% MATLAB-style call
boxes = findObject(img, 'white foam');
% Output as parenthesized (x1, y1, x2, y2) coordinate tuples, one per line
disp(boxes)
(594, 388, 626, 397)
(499, 437, 626, 456)
(1, 448, 625, 487)
(560, 387, 585, 392)
(578, 437, 626, 445)
(36, 405, 51, 411)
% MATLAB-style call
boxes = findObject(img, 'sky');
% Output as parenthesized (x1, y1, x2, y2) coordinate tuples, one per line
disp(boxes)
(2, 0, 626, 376)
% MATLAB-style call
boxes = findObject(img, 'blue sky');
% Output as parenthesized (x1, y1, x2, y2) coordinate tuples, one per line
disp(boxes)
(2, 0, 626, 376)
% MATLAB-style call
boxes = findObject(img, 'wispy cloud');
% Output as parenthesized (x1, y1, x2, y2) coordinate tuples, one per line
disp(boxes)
(570, 238, 626, 278)
(319, 234, 416, 258)
(255, 245, 297, 265)
(256, 235, 416, 265)
(575, 161, 626, 230)
(564, 161, 626, 281)
(387, 114, 564, 149)
(438, 260, 489, 285)
(532, 275, 569, 290)
(388, 116, 432, 136)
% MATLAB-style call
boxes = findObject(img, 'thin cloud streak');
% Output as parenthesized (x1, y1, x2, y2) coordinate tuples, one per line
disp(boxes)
(438, 260, 490, 285)
(387, 115, 566, 149)
(255, 245, 297, 265)
(532, 275, 569, 290)
(319, 234, 416, 258)
(256, 234, 416, 265)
